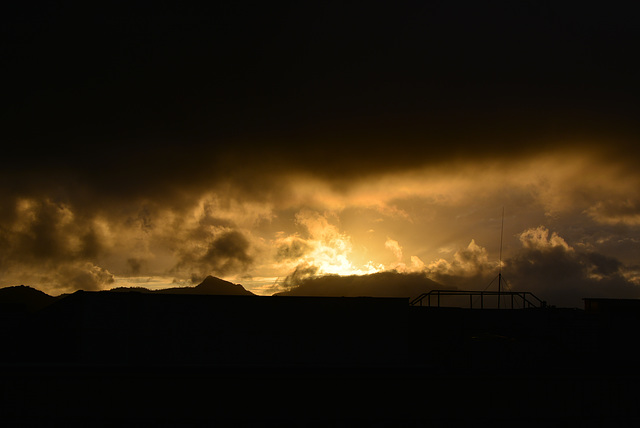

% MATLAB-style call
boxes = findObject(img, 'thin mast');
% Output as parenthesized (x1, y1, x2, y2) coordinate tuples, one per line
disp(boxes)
(498, 207, 504, 308)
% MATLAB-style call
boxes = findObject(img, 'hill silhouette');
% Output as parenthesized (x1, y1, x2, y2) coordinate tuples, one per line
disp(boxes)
(0, 276, 253, 309)
(157, 275, 255, 295)
(110, 275, 255, 296)
(0, 285, 59, 314)
(275, 271, 447, 299)
(4, 279, 640, 425)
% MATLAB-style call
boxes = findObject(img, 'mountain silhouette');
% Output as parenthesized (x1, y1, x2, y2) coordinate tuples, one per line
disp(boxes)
(0, 285, 58, 314)
(275, 271, 447, 299)
(159, 275, 255, 296)
(110, 275, 255, 296)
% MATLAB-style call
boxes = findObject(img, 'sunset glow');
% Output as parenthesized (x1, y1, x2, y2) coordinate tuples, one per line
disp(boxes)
(1, 148, 639, 306)
(2, 2, 639, 308)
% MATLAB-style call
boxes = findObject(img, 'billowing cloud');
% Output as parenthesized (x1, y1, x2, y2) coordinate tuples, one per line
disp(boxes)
(0, 198, 115, 292)
(345, 227, 640, 308)
(276, 237, 313, 262)
(382, 237, 426, 273)
(268, 210, 385, 291)
(425, 240, 497, 288)
(1, 198, 107, 264)
(518, 226, 573, 252)
(54, 263, 115, 292)
(503, 227, 639, 308)
(460, 231, 630, 308)
(175, 229, 253, 283)
(0, 193, 268, 293)
(385, 238, 403, 261)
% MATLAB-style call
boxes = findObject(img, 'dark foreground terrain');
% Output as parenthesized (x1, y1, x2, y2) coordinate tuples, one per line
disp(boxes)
(2, 290, 640, 426)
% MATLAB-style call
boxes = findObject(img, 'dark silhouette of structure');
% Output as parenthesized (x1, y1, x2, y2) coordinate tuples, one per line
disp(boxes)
(410, 289, 546, 309)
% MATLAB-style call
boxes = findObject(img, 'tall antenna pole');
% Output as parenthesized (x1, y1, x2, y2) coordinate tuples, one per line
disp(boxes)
(498, 207, 504, 309)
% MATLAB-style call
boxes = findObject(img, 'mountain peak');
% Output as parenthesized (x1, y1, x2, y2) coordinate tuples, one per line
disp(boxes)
(108, 276, 254, 296)
(195, 276, 254, 296)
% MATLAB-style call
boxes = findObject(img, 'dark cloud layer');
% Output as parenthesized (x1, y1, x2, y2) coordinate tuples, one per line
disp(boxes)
(506, 246, 639, 309)
(277, 271, 443, 300)
(3, 1, 639, 200)
(175, 230, 253, 283)
(0, 199, 101, 267)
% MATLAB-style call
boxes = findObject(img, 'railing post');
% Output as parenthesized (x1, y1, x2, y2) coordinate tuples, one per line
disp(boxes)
(470, 294, 473, 309)
(437, 291, 440, 308)
(480, 292, 484, 309)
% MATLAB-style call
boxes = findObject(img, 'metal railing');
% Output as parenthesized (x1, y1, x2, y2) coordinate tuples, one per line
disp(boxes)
(409, 290, 546, 309)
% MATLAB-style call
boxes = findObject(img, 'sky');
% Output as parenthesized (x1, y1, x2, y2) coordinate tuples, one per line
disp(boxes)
(2, 1, 640, 307)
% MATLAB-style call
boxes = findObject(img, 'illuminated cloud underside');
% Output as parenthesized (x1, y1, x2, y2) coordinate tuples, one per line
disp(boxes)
(1, 148, 639, 307)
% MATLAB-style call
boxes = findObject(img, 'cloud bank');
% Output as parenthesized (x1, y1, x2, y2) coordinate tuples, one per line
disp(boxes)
(276, 224, 640, 308)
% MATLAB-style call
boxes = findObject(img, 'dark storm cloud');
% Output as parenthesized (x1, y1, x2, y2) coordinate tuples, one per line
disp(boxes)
(468, 225, 640, 308)
(506, 246, 639, 309)
(276, 238, 313, 262)
(203, 231, 252, 268)
(0, 199, 104, 265)
(0, 198, 116, 291)
(175, 230, 253, 282)
(2, 1, 639, 202)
